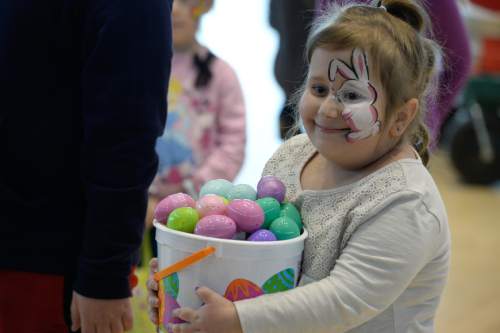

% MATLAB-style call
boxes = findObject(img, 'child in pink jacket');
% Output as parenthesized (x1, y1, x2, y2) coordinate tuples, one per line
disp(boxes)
(146, 0, 246, 231)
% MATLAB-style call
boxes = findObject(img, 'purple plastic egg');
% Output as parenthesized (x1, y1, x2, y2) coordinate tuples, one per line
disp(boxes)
(196, 194, 227, 217)
(247, 229, 277, 242)
(194, 215, 237, 239)
(257, 176, 281, 189)
(226, 199, 264, 233)
(154, 193, 196, 223)
(257, 177, 286, 202)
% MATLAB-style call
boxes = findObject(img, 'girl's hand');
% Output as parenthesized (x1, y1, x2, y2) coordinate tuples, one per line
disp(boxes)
(146, 258, 160, 324)
(170, 287, 243, 333)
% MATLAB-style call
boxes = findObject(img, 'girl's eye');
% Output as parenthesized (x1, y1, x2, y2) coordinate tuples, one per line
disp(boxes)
(311, 85, 328, 96)
(339, 90, 368, 103)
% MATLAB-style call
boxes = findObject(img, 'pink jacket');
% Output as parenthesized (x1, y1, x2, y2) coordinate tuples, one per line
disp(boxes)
(150, 46, 246, 198)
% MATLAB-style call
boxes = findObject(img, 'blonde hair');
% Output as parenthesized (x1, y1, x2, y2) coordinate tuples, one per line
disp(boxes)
(291, 0, 441, 165)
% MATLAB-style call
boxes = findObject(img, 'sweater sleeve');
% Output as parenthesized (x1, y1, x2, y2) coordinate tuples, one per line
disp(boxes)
(235, 192, 443, 333)
(191, 61, 246, 188)
(75, 0, 172, 299)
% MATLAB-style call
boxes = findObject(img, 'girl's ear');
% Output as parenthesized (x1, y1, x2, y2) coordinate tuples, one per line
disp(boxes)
(352, 48, 369, 82)
(390, 98, 419, 137)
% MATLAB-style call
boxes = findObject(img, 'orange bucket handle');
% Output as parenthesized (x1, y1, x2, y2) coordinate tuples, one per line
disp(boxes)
(153, 246, 216, 282)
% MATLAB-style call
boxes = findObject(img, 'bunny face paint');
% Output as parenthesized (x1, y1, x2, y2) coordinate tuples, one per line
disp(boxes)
(328, 48, 381, 142)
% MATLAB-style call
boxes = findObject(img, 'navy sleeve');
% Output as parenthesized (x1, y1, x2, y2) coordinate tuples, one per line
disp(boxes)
(74, 0, 172, 299)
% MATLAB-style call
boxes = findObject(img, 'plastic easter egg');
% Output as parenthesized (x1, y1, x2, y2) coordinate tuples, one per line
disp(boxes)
(257, 175, 281, 190)
(257, 177, 286, 202)
(154, 193, 196, 224)
(199, 179, 233, 198)
(166, 207, 199, 233)
(256, 197, 281, 229)
(163, 273, 179, 299)
(280, 202, 303, 230)
(224, 279, 264, 302)
(262, 268, 295, 293)
(269, 216, 300, 240)
(226, 184, 257, 201)
(159, 289, 184, 330)
(194, 215, 237, 239)
(226, 199, 264, 233)
(196, 194, 227, 217)
(247, 229, 277, 242)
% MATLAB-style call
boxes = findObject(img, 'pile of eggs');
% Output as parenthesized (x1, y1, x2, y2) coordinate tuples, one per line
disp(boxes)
(154, 176, 303, 241)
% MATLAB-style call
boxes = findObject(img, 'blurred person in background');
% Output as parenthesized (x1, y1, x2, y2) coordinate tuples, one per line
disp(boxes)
(0, 1, 172, 332)
(145, 0, 246, 255)
(270, 0, 316, 139)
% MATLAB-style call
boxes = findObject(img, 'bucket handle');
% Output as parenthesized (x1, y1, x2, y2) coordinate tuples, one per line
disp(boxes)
(153, 246, 216, 282)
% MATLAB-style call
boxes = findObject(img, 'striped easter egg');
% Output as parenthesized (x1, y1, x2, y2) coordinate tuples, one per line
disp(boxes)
(262, 268, 295, 294)
(163, 273, 179, 299)
(224, 279, 264, 302)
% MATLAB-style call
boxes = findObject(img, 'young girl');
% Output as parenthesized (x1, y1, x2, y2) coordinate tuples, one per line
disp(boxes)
(146, 0, 246, 232)
(147, 1, 450, 332)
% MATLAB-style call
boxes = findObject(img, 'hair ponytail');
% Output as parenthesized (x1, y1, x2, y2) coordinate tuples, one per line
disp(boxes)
(412, 122, 430, 166)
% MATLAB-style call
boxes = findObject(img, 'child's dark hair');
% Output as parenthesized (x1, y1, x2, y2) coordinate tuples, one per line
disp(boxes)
(294, 0, 442, 165)
(193, 51, 216, 88)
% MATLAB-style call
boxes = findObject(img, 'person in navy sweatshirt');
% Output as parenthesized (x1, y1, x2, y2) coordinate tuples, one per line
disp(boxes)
(0, 1, 173, 332)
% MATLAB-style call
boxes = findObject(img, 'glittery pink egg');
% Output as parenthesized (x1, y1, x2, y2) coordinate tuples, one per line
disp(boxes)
(257, 176, 286, 202)
(195, 194, 227, 217)
(194, 215, 237, 239)
(154, 193, 196, 223)
(226, 199, 264, 233)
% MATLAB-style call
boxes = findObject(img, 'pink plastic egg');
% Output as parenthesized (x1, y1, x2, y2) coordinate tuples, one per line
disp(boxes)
(226, 199, 264, 233)
(257, 176, 286, 202)
(154, 193, 196, 223)
(194, 215, 237, 239)
(196, 194, 227, 217)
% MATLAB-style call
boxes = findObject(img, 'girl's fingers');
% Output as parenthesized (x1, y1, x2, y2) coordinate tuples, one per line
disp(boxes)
(172, 308, 199, 323)
(170, 322, 195, 333)
(148, 308, 159, 325)
(147, 277, 159, 292)
(149, 258, 159, 274)
(148, 295, 159, 308)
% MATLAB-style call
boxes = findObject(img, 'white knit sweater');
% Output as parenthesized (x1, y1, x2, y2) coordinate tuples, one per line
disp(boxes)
(235, 134, 450, 333)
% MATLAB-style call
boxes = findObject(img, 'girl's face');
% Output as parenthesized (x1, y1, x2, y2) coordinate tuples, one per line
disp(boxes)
(172, 0, 207, 51)
(300, 47, 398, 170)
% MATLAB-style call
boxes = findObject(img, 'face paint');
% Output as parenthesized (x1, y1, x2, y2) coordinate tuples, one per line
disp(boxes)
(328, 48, 381, 142)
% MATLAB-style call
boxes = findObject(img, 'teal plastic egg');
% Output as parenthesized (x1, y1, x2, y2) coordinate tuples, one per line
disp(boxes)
(256, 197, 281, 229)
(269, 216, 300, 240)
(280, 202, 303, 230)
(199, 179, 233, 198)
(226, 184, 257, 201)
(166, 207, 199, 233)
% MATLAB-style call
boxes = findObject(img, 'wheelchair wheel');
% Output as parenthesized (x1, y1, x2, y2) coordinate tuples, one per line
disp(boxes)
(450, 119, 500, 184)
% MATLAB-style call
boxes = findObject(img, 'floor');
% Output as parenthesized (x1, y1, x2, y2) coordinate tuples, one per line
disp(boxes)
(430, 152, 500, 333)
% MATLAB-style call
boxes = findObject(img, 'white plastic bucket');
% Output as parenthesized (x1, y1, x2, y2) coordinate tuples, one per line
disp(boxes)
(154, 221, 307, 331)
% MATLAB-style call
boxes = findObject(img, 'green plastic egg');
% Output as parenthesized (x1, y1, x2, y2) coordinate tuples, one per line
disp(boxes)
(167, 207, 199, 233)
(256, 197, 281, 229)
(280, 202, 303, 230)
(269, 217, 300, 240)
